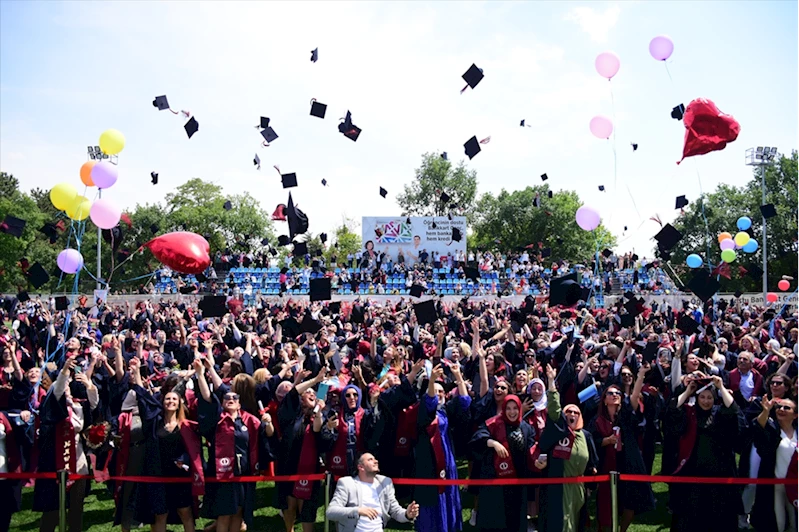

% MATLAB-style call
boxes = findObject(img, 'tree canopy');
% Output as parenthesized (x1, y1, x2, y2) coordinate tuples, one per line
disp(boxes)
(397, 153, 478, 219)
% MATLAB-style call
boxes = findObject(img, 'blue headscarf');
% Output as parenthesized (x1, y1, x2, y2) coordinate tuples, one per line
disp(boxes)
(340, 384, 362, 414)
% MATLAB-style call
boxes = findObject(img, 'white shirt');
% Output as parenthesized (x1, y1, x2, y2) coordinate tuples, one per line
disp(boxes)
(354, 478, 383, 532)
(775, 429, 798, 479)
(739, 370, 755, 400)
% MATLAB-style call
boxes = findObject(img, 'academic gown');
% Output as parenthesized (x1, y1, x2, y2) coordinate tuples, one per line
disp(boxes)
(750, 418, 797, 532)
(666, 401, 740, 532)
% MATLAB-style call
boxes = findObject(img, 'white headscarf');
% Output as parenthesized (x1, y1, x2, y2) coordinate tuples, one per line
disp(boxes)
(527, 378, 548, 411)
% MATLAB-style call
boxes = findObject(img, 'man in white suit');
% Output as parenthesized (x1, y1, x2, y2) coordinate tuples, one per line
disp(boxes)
(327, 453, 420, 532)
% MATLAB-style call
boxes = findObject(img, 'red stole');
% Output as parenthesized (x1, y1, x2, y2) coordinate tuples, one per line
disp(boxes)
(0, 413, 21, 473)
(425, 415, 448, 494)
(115, 412, 133, 504)
(327, 408, 364, 476)
(552, 429, 576, 460)
(178, 420, 204, 497)
(265, 399, 282, 439)
(527, 408, 547, 439)
(55, 405, 77, 489)
(395, 403, 419, 457)
(214, 411, 260, 480)
(485, 415, 517, 478)
(293, 422, 318, 500)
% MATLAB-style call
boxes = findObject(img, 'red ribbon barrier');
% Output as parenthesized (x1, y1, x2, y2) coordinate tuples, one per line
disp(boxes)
(390, 475, 608, 486)
(621, 474, 798, 486)
(0, 473, 324, 483)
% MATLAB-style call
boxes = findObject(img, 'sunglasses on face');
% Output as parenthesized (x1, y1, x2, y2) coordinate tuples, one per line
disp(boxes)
(771, 381, 785, 386)
(224, 394, 240, 401)
(775, 405, 795, 412)
(606, 390, 622, 397)
(345, 393, 358, 398)
(621, 373, 633, 378)
(495, 386, 509, 391)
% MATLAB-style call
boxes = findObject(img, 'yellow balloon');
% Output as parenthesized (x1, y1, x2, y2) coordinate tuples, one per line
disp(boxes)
(66, 195, 91, 221)
(734, 231, 750, 247)
(50, 182, 78, 211)
(717, 232, 732, 244)
(99, 129, 126, 155)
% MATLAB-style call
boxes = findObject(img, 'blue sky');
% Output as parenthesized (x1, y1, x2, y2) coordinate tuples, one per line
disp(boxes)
(1, 1, 796, 258)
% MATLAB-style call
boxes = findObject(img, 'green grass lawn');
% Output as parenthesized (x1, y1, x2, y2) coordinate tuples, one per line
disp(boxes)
(11, 450, 673, 531)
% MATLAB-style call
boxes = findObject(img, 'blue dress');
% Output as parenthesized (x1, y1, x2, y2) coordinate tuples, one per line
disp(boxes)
(416, 393, 472, 532)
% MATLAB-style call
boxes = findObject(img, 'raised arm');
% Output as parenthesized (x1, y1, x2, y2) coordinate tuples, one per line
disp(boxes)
(629, 362, 649, 410)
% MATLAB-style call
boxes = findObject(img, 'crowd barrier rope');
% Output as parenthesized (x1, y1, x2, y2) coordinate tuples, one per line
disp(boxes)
(0, 470, 796, 532)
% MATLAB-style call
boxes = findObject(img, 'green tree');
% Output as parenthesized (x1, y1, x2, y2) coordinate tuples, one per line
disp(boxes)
(470, 186, 615, 262)
(0, 172, 20, 199)
(667, 151, 798, 291)
(328, 216, 361, 264)
(397, 153, 478, 220)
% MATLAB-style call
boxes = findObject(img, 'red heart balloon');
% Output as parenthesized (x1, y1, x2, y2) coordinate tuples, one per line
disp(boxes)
(679, 98, 740, 163)
(145, 231, 210, 274)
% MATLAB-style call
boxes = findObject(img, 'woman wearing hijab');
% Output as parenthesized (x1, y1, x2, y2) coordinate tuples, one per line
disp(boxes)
(536, 364, 598, 532)
(470, 394, 537, 532)
(414, 363, 471, 532)
(322, 384, 368, 477)
(589, 363, 654, 532)
(525, 378, 548, 439)
(666, 375, 740, 531)
(751, 396, 798, 532)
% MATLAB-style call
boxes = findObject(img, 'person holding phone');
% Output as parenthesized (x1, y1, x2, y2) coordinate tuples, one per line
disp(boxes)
(322, 384, 370, 477)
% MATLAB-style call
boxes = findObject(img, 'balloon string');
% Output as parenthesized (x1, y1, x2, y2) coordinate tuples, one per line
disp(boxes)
(692, 158, 713, 274)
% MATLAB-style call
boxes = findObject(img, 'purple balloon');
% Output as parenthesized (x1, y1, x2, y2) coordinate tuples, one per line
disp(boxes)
(595, 51, 620, 79)
(57, 248, 84, 274)
(649, 35, 674, 61)
(575, 206, 601, 231)
(90, 198, 122, 229)
(589, 116, 613, 139)
(719, 238, 735, 251)
(91, 161, 119, 189)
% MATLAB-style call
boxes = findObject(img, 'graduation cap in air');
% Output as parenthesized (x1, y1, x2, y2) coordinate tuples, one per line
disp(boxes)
(320, 233, 327, 244)
(268, 247, 277, 256)
(179, 285, 196, 295)
(631, 143, 638, 151)
(540, 173, 548, 181)
(677, 314, 699, 335)
(464, 136, 481, 160)
(540, 247, 552, 258)
(257, 116, 270, 129)
(760, 203, 777, 219)
(598, 185, 605, 192)
(520, 119, 528, 127)
(675, 195, 689, 209)
(150, 223, 159, 235)
(153, 95, 170, 111)
(441, 152, 448, 161)
(184, 117, 199, 139)
(0, 215, 26, 238)
(624, 297, 645, 318)
(338, 111, 361, 142)
(309, 277, 332, 302)
(27, 262, 50, 289)
(414, 299, 438, 326)
(281, 172, 298, 189)
(321, 179, 327, 186)
(272, 204, 287, 221)
(451, 227, 463, 242)
(744, 263, 764, 281)
(310, 100, 327, 119)
(379, 187, 388, 198)
(150, 171, 159, 185)
(310, 48, 318, 63)
(409, 284, 426, 298)
(654, 223, 682, 251)
(55, 296, 69, 311)
(277, 235, 290, 246)
(16, 291, 29, 303)
(602, 248, 613, 258)
(223, 200, 233, 211)
(464, 267, 480, 281)
(547, 190, 553, 199)
(292, 241, 308, 257)
(261, 127, 279, 144)
(440, 191, 451, 204)
(253, 154, 261, 170)
(279, 316, 301, 339)
(39, 222, 59, 244)
(198, 295, 227, 318)
(286, 193, 309, 238)
(671, 104, 685, 121)
(462, 63, 484, 89)
(300, 311, 323, 334)
(195, 272, 208, 283)
(686, 270, 720, 303)
(620, 313, 635, 328)
(328, 301, 341, 315)
(549, 272, 581, 307)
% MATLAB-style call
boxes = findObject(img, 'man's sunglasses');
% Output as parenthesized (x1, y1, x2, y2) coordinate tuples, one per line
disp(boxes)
(224, 393, 240, 401)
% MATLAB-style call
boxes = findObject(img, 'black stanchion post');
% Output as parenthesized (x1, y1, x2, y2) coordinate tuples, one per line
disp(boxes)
(57, 469, 68, 532)
(324, 472, 332, 532)
(610, 471, 620, 532)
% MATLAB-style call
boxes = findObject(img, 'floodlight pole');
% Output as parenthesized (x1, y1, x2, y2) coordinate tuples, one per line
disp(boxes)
(760, 164, 767, 302)
(97, 188, 102, 291)
(745, 147, 776, 304)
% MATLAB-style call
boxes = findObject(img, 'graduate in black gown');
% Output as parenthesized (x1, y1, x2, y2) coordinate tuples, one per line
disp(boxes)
(0, 411, 23, 532)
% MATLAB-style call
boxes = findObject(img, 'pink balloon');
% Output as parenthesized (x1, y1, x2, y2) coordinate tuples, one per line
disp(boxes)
(90, 198, 122, 229)
(719, 238, 735, 251)
(575, 206, 601, 231)
(766, 293, 778, 303)
(91, 161, 119, 189)
(589, 116, 613, 139)
(595, 51, 620, 79)
(649, 35, 674, 61)
(57, 248, 84, 274)
(778, 280, 790, 291)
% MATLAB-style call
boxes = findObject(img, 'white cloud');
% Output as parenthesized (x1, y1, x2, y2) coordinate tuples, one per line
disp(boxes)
(564, 5, 621, 43)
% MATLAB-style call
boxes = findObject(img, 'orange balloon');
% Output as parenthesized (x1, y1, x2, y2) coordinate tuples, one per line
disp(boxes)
(80, 161, 96, 186)
(717, 232, 732, 244)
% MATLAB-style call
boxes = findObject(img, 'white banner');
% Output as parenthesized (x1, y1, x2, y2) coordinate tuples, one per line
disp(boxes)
(361, 216, 467, 263)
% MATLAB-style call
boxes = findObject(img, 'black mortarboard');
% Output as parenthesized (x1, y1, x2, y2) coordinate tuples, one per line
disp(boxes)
(441, 152, 448, 160)
(320, 233, 327, 244)
(540, 173, 548, 181)
(116, 249, 131, 262)
(310, 100, 327, 118)
(17, 291, 29, 303)
(279, 317, 301, 339)
(39, 222, 59, 243)
(268, 247, 277, 256)
(520, 119, 526, 127)
(223, 200, 233, 211)
(281, 173, 298, 189)
(179, 286, 195, 294)
(261, 127, 278, 143)
(602, 248, 612, 258)
(623, 290, 635, 300)
(27, 262, 50, 289)
(314, 250, 322, 258)
(259, 116, 270, 129)
(309, 277, 332, 302)
(464, 267, 479, 281)
(440, 191, 451, 204)
(409, 284, 425, 298)
(0, 215, 26, 238)
(631, 143, 638, 151)
(292, 241, 308, 256)
(379, 187, 388, 198)
(328, 301, 341, 315)
(195, 272, 208, 283)
(277, 235, 290, 246)
(338, 111, 361, 142)
(153, 95, 170, 111)
(286, 193, 309, 238)
(620, 314, 635, 328)
(321, 179, 327, 186)
(280, 267, 289, 274)
(414, 300, 438, 326)
(734, 290, 743, 298)
(654, 223, 682, 251)
(671, 104, 685, 120)
(677, 314, 699, 335)
(451, 227, 463, 242)
(549, 272, 581, 306)
(686, 270, 720, 303)
(464, 136, 481, 160)
(760, 203, 777, 219)
(631, 253, 639, 261)
(547, 190, 553, 199)
(624, 298, 644, 317)
(253, 154, 260, 169)
(745, 263, 764, 280)
(184, 117, 199, 138)
(199, 295, 227, 318)
(55, 296, 69, 311)
(598, 185, 605, 192)
(150, 223, 159, 234)
(300, 312, 323, 334)
(260, 237, 269, 246)
(462, 63, 484, 89)
(151, 171, 159, 185)
(541, 247, 552, 258)
(310, 48, 318, 63)
(675, 195, 689, 209)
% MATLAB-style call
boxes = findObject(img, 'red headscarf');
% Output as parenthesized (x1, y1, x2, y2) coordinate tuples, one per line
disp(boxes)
(501, 394, 522, 427)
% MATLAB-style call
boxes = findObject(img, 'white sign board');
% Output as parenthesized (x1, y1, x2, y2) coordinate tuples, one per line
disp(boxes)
(361, 216, 467, 263)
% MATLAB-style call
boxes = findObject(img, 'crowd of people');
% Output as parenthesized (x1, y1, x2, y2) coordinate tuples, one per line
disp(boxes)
(0, 287, 796, 532)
